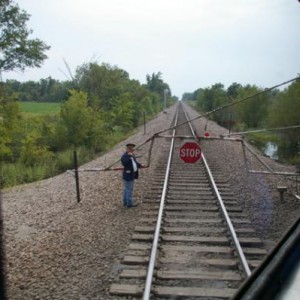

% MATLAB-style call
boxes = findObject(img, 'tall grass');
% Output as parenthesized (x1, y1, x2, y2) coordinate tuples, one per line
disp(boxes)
(0, 146, 96, 188)
(1, 162, 56, 188)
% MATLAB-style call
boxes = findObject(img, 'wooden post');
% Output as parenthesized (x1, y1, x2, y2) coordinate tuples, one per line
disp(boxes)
(228, 113, 233, 135)
(73, 150, 81, 203)
(143, 112, 146, 134)
(277, 186, 287, 201)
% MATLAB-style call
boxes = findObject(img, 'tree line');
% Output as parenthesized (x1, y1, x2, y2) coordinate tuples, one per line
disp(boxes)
(0, 1, 178, 188)
(1, 0, 298, 189)
(0, 63, 176, 187)
(183, 80, 300, 164)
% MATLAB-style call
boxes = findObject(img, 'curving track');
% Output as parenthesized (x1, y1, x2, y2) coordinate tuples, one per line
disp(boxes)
(110, 103, 267, 299)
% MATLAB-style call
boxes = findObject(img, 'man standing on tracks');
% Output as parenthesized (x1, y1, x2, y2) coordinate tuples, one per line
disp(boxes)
(121, 143, 142, 208)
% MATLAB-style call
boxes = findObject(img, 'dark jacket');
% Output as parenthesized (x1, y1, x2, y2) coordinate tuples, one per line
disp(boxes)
(121, 152, 141, 181)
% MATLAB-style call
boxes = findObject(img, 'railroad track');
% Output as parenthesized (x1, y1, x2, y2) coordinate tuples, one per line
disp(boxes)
(110, 103, 267, 299)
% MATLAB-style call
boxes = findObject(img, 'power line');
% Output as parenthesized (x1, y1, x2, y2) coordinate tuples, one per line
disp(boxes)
(159, 75, 300, 135)
(221, 125, 300, 136)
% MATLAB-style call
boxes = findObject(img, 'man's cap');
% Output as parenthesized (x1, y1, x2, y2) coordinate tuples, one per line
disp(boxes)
(126, 143, 136, 148)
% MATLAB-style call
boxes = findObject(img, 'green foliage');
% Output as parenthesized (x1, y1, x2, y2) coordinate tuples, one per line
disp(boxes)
(75, 62, 128, 109)
(227, 82, 242, 99)
(182, 92, 195, 101)
(267, 80, 300, 156)
(1, 60, 176, 188)
(75, 62, 167, 127)
(248, 132, 280, 146)
(110, 92, 134, 130)
(0, 0, 50, 72)
(189, 78, 299, 165)
(86, 112, 109, 152)
(54, 149, 74, 172)
(194, 82, 272, 130)
(54, 147, 95, 173)
(5, 78, 72, 102)
(1, 161, 55, 187)
(50, 121, 69, 151)
(58, 89, 108, 152)
(0, 121, 11, 159)
(196, 83, 226, 111)
(268, 80, 300, 128)
(0, 91, 21, 161)
(20, 131, 53, 166)
(60, 90, 92, 146)
(196, 83, 230, 124)
(233, 85, 270, 128)
(146, 72, 170, 95)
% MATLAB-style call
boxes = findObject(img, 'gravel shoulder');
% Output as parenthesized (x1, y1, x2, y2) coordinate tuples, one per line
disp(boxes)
(2, 105, 177, 300)
(2, 103, 300, 299)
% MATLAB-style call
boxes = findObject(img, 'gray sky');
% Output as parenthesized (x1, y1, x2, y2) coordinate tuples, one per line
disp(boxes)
(2, 0, 300, 98)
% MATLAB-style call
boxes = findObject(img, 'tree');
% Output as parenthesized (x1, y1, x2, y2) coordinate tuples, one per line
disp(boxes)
(146, 72, 170, 96)
(196, 83, 229, 124)
(110, 92, 134, 131)
(269, 81, 300, 128)
(60, 90, 93, 147)
(233, 85, 269, 128)
(75, 62, 130, 110)
(0, 89, 21, 161)
(227, 82, 242, 99)
(181, 92, 194, 101)
(20, 129, 53, 166)
(0, 0, 50, 73)
(268, 80, 300, 146)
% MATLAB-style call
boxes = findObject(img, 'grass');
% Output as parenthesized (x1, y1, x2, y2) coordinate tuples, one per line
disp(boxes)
(19, 101, 61, 114)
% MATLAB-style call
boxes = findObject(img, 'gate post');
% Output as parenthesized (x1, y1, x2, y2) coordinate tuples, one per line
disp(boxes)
(73, 150, 81, 203)
(143, 112, 146, 134)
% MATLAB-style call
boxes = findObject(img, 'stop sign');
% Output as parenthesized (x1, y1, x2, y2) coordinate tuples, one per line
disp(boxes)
(180, 142, 201, 163)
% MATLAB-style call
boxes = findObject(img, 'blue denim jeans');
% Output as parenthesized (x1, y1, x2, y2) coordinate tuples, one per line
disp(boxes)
(123, 180, 134, 207)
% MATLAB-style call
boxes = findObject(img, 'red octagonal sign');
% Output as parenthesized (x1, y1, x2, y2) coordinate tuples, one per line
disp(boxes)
(180, 142, 201, 163)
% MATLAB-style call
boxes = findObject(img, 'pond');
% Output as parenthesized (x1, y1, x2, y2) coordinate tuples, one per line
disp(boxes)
(251, 140, 299, 164)
(263, 142, 278, 160)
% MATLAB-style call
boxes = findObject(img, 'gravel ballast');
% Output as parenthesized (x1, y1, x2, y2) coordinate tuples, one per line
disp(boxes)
(2, 103, 300, 299)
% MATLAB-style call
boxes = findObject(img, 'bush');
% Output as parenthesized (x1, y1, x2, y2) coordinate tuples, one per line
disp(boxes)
(55, 147, 95, 172)
(55, 149, 74, 172)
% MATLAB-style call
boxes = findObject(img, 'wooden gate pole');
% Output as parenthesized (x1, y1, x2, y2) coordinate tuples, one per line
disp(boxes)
(73, 150, 81, 203)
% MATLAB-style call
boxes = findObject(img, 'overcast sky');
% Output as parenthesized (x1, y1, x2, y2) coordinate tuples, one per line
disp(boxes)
(2, 0, 300, 98)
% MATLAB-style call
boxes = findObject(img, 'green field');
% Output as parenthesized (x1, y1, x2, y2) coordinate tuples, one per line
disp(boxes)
(19, 101, 61, 114)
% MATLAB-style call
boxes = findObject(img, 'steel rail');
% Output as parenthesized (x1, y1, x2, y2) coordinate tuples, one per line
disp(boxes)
(182, 105, 252, 278)
(201, 153, 252, 277)
(144, 104, 251, 299)
(142, 107, 179, 300)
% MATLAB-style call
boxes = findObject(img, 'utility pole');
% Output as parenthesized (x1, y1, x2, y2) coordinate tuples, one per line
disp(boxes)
(163, 88, 169, 113)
